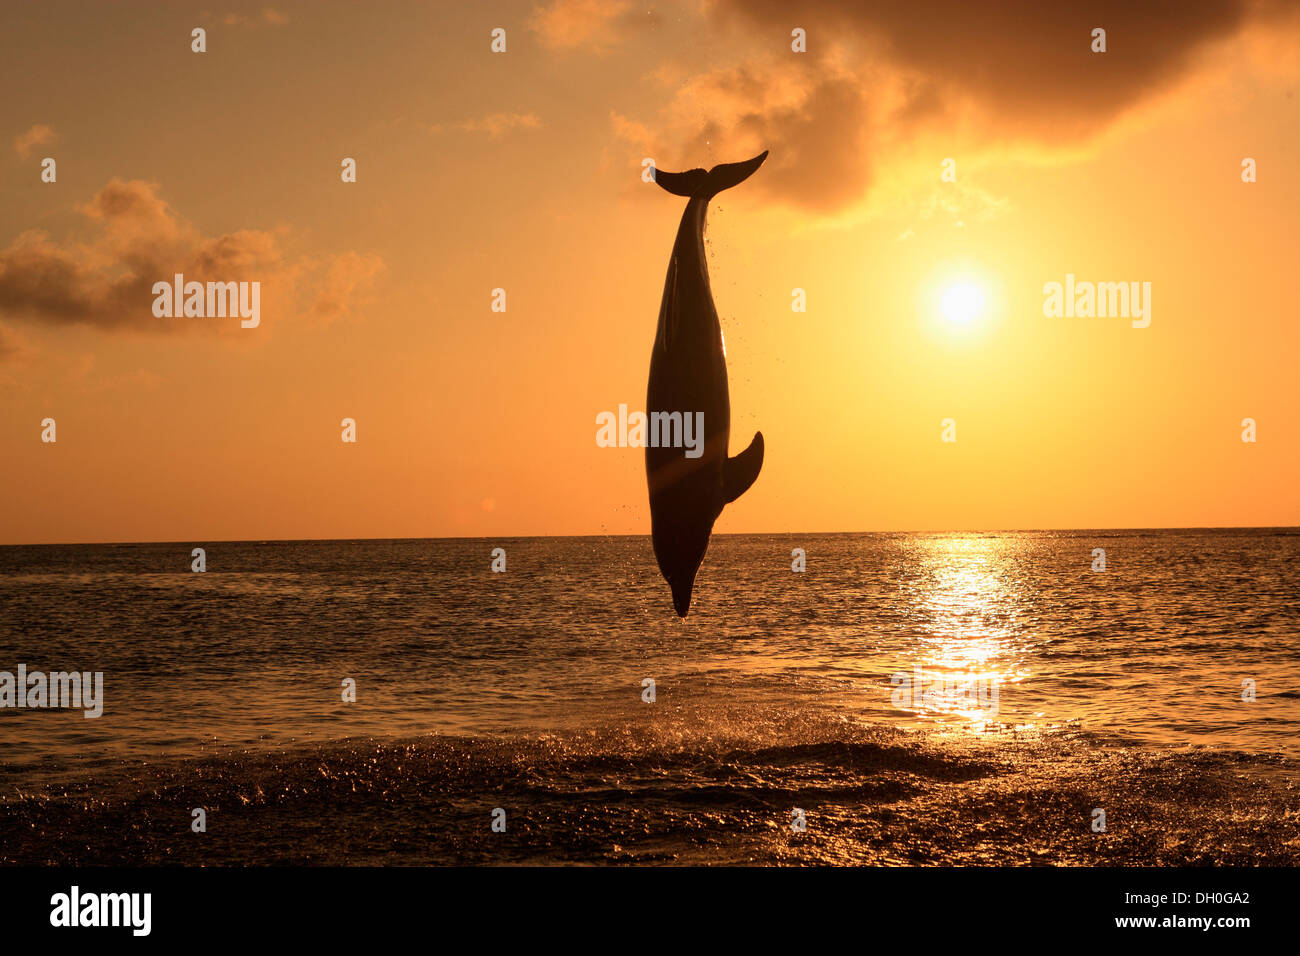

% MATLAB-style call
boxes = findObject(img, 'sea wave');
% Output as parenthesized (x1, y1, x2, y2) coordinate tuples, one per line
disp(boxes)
(3, 712, 1297, 866)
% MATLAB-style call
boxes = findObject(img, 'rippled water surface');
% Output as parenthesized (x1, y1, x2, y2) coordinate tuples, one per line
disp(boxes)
(2, 531, 1298, 864)
(2, 530, 1296, 767)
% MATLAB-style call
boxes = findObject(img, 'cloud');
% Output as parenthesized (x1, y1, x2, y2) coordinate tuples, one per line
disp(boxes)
(13, 124, 55, 158)
(306, 251, 386, 323)
(530, 0, 637, 51)
(430, 113, 544, 138)
(900, 180, 1012, 236)
(615, 59, 876, 212)
(0, 179, 382, 333)
(712, 0, 1290, 134)
(0, 323, 24, 361)
(221, 8, 289, 27)
(614, 0, 1299, 213)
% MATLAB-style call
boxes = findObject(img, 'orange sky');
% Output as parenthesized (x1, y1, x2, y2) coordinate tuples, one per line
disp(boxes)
(2, 0, 1298, 544)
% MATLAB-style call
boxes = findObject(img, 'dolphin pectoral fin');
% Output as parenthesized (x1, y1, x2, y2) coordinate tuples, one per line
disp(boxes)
(723, 431, 764, 504)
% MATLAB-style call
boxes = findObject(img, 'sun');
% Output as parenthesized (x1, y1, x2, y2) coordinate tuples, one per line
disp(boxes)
(941, 281, 986, 325)
(921, 267, 997, 345)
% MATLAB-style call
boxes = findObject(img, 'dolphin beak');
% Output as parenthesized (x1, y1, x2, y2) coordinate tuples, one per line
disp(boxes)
(670, 581, 693, 618)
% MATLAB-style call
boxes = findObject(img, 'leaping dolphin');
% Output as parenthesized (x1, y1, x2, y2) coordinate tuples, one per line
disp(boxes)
(646, 150, 768, 617)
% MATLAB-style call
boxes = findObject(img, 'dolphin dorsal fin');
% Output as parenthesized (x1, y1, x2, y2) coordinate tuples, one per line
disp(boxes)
(724, 431, 764, 504)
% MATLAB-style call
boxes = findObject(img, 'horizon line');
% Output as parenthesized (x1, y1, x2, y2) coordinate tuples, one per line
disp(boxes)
(2, 524, 1297, 548)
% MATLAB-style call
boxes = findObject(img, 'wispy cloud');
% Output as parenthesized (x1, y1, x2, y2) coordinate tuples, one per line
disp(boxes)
(13, 124, 55, 158)
(221, 8, 289, 27)
(0, 323, 25, 361)
(530, 0, 638, 52)
(431, 112, 544, 138)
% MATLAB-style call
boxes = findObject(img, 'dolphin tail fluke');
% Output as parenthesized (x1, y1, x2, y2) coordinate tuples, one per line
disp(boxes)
(653, 167, 709, 197)
(654, 150, 769, 199)
(723, 431, 764, 504)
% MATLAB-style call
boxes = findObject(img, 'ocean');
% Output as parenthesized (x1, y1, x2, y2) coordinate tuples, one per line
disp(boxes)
(1, 530, 1298, 865)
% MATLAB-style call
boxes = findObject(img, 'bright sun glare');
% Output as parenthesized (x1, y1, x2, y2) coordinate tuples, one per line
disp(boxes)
(941, 282, 986, 325)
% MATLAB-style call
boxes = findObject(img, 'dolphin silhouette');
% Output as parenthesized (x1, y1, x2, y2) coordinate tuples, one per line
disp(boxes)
(646, 150, 768, 617)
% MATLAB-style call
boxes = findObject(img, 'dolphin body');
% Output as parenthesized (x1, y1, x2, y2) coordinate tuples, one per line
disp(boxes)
(646, 151, 768, 617)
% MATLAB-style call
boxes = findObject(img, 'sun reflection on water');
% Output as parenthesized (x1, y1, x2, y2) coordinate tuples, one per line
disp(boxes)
(896, 536, 1034, 730)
